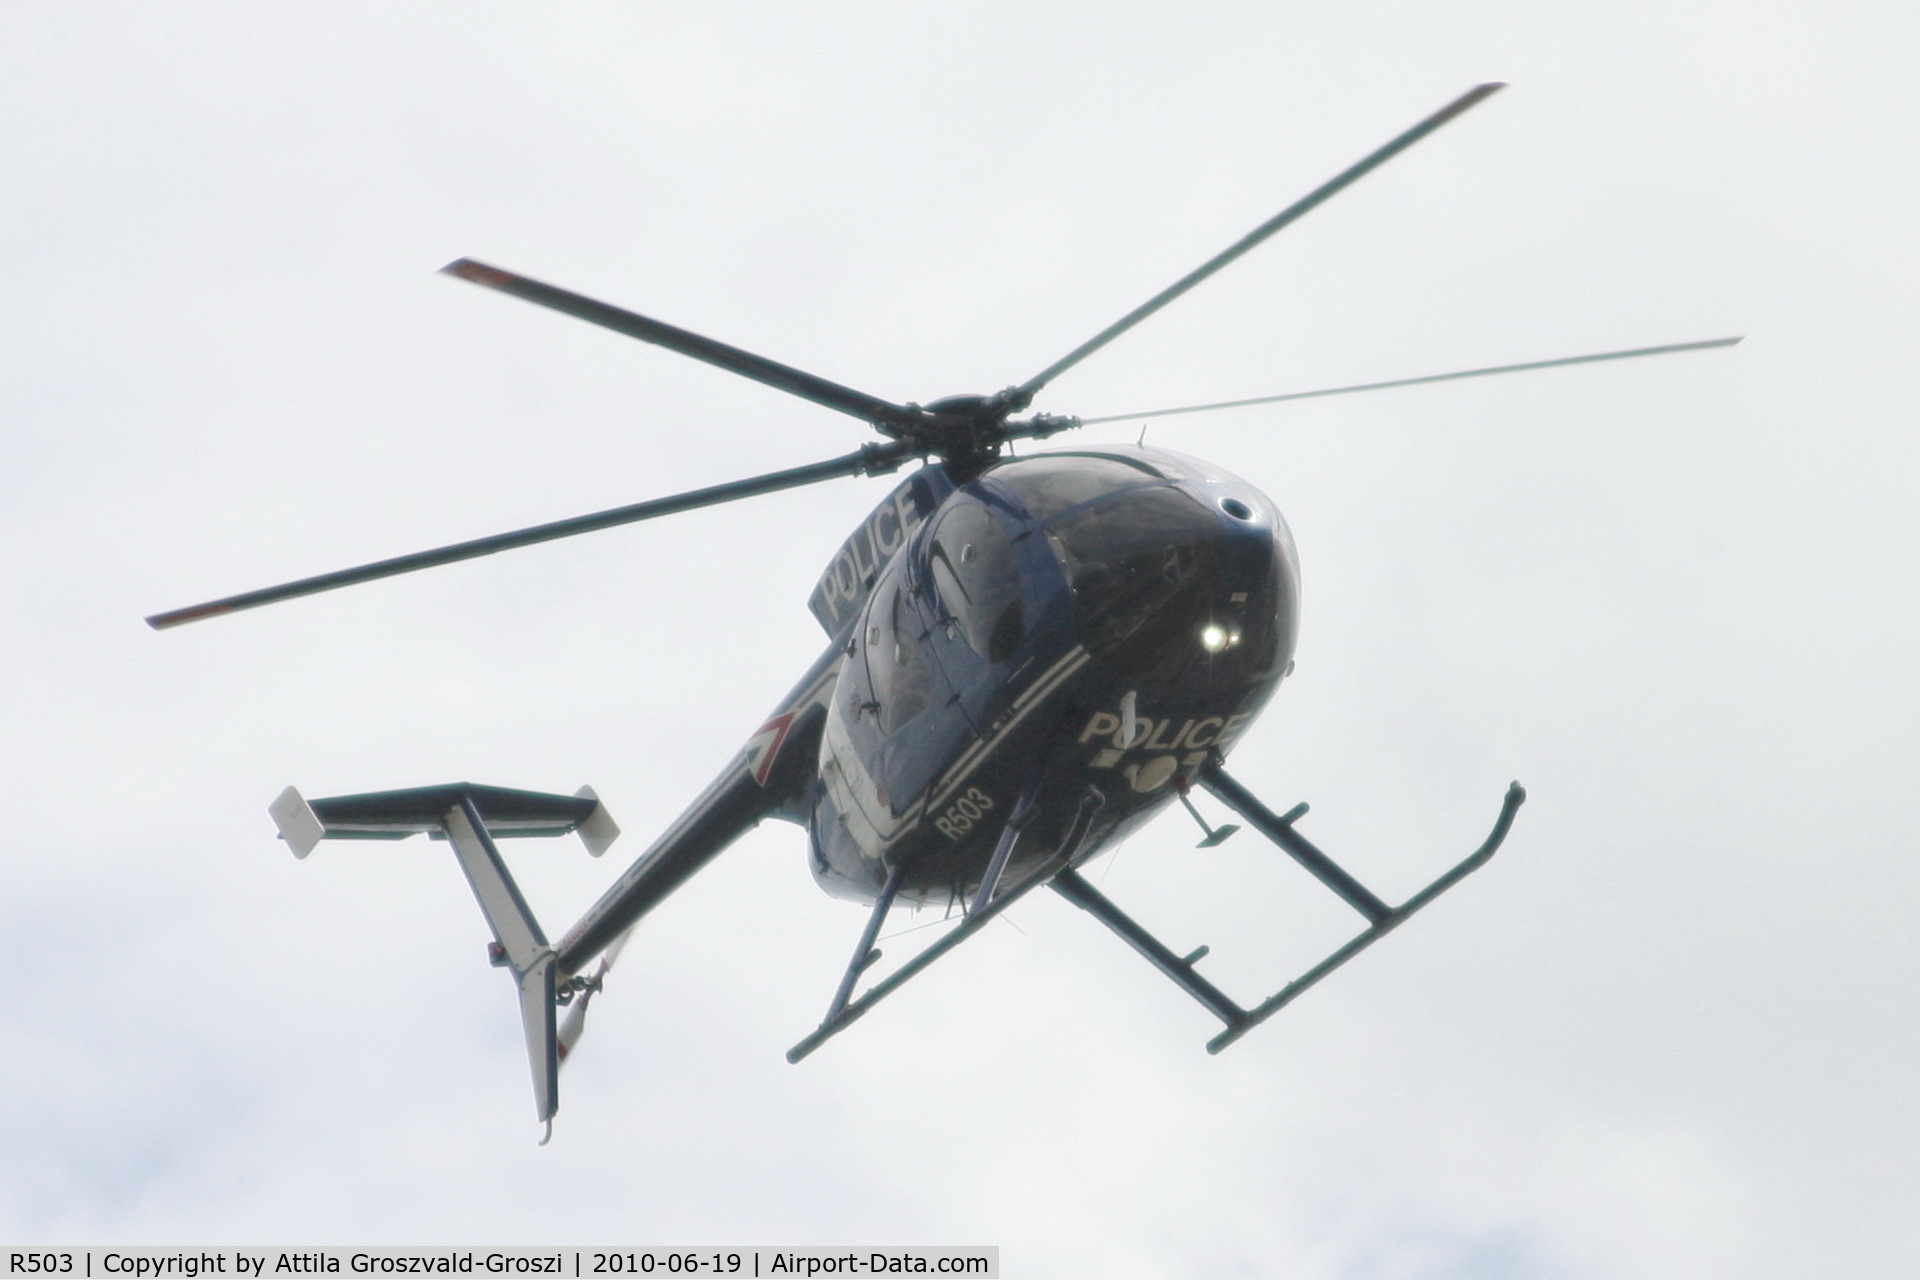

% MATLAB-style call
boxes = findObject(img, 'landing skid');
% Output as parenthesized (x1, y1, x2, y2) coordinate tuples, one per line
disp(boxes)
(1058, 764, 1526, 1052)
(789, 770, 1522, 1063)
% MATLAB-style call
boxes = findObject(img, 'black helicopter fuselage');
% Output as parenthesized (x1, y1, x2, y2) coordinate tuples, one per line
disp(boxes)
(173, 82, 1720, 1118)
(801, 444, 1299, 908)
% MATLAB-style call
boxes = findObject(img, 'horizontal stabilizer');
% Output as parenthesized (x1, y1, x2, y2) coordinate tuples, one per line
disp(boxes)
(270, 781, 598, 1129)
(269, 782, 618, 855)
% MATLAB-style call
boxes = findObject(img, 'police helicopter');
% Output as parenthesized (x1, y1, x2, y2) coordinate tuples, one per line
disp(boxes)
(149, 83, 1738, 1134)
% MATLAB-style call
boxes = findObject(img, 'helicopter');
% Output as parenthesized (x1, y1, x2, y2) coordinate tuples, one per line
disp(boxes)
(149, 82, 1738, 1134)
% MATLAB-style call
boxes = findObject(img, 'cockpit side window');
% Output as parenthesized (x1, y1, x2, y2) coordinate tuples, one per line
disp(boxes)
(926, 499, 1024, 664)
(863, 573, 933, 734)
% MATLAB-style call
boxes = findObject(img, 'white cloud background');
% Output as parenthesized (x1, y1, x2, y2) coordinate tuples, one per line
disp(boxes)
(2, 1, 1914, 1276)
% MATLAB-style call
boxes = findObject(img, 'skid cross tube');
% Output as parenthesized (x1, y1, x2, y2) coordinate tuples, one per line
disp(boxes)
(970, 774, 1042, 916)
(1198, 762, 1394, 923)
(788, 788, 1105, 1063)
(823, 861, 906, 1026)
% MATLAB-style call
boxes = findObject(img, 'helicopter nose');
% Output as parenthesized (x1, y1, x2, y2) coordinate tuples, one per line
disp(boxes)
(1043, 482, 1294, 685)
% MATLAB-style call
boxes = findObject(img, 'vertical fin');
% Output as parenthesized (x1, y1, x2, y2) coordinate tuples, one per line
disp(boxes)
(517, 953, 560, 1125)
(442, 796, 559, 1125)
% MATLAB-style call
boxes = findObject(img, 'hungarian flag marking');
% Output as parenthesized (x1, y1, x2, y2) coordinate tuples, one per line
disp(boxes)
(744, 712, 798, 788)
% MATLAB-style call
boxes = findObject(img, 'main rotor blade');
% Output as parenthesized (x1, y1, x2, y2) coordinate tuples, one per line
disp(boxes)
(1077, 336, 1744, 425)
(442, 259, 921, 432)
(1012, 82, 1505, 404)
(146, 444, 908, 629)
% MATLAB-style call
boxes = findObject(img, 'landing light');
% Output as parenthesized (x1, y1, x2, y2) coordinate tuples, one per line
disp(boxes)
(1200, 623, 1240, 653)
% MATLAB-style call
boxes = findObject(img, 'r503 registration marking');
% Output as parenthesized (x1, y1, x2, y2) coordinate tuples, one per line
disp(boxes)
(934, 787, 996, 840)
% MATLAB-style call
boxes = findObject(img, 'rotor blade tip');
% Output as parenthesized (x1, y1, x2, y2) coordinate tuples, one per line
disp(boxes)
(146, 601, 233, 630)
(442, 258, 514, 288)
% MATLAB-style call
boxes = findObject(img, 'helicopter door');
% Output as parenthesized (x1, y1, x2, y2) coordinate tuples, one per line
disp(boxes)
(864, 573, 934, 735)
(853, 561, 976, 816)
(919, 495, 1026, 731)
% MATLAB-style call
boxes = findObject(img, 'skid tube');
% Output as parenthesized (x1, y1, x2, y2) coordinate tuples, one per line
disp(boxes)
(1057, 771, 1526, 1054)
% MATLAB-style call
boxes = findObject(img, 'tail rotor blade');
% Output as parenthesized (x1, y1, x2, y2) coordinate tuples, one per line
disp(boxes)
(1076, 336, 1744, 426)
(557, 928, 634, 1068)
(443, 259, 923, 433)
(146, 443, 909, 629)
(1012, 82, 1506, 404)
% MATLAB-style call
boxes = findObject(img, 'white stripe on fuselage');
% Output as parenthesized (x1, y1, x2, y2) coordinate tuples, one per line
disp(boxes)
(924, 644, 1090, 813)
(822, 643, 1091, 861)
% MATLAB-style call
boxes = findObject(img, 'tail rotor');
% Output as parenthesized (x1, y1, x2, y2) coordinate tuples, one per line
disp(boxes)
(558, 928, 635, 1067)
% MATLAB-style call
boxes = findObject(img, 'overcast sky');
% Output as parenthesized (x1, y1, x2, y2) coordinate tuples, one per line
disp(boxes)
(3, 2, 1915, 1277)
